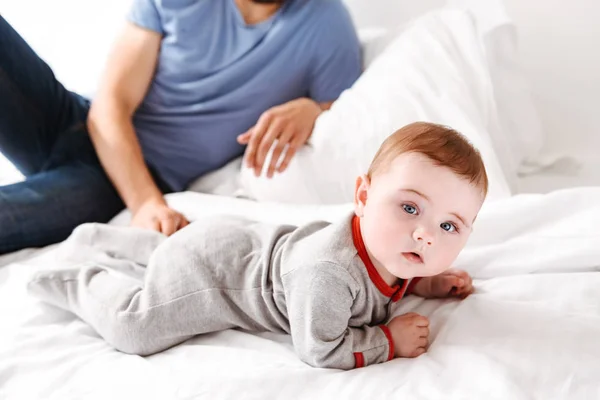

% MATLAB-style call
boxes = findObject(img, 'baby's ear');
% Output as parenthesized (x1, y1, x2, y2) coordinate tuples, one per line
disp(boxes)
(354, 174, 370, 217)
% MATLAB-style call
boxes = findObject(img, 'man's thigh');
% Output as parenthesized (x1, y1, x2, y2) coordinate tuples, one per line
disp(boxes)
(0, 162, 125, 254)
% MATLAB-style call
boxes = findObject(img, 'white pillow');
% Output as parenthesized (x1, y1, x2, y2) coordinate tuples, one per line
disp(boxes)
(449, 0, 544, 181)
(344, 0, 547, 178)
(356, 26, 410, 69)
(239, 9, 512, 205)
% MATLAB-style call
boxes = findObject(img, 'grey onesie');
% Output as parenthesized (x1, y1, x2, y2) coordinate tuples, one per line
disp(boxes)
(28, 213, 420, 370)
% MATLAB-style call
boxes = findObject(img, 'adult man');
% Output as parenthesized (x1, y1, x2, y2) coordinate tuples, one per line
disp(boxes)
(0, 0, 361, 254)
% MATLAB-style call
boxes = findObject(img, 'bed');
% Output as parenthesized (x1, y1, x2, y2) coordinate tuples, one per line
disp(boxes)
(2, 188, 600, 399)
(2, 1, 600, 399)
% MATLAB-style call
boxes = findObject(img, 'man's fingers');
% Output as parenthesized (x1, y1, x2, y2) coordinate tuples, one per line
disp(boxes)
(254, 122, 281, 177)
(277, 139, 299, 173)
(237, 128, 253, 145)
(159, 216, 178, 236)
(179, 216, 190, 229)
(417, 337, 429, 348)
(415, 316, 430, 327)
(246, 113, 272, 169)
(148, 218, 161, 233)
(267, 131, 294, 178)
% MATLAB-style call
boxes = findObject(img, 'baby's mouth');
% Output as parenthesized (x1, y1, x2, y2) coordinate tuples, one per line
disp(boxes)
(402, 252, 423, 264)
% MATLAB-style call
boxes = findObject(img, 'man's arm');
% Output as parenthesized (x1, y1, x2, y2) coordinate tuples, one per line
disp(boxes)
(237, 97, 329, 178)
(238, 2, 361, 179)
(319, 101, 333, 111)
(236, 98, 341, 180)
(87, 23, 188, 235)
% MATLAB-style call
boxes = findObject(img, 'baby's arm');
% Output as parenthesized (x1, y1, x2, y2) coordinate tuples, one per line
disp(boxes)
(284, 263, 395, 369)
(387, 313, 429, 358)
(410, 269, 474, 299)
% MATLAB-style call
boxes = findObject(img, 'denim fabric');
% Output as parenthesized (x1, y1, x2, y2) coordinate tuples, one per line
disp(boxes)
(0, 15, 169, 255)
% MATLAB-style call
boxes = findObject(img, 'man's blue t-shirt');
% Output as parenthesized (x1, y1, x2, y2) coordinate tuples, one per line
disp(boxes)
(127, 0, 361, 191)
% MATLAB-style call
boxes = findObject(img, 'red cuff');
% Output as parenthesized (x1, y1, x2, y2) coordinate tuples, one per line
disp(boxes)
(379, 325, 394, 361)
(406, 277, 423, 295)
(353, 352, 365, 368)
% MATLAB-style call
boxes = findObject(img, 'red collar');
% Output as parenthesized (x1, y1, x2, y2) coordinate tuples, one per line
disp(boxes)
(351, 216, 407, 302)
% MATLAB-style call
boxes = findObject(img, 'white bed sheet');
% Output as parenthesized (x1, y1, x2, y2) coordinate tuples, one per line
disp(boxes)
(2, 189, 600, 399)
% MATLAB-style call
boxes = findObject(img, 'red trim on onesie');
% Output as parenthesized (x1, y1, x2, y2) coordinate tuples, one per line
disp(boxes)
(354, 352, 365, 368)
(352, 216, 408, 302)
(378, 325, 395, 361)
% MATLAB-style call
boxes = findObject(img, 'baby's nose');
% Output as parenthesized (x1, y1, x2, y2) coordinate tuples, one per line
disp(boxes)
(413, 227, 434, 246)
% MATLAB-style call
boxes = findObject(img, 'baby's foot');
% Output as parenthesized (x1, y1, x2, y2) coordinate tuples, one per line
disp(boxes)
(27, 268, 79, 310)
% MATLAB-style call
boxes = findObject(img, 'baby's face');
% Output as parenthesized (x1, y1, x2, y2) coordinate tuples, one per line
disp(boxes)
(355, 152, 484, 280)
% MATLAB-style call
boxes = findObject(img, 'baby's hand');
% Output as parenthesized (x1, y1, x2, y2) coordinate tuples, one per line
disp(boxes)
(387, 312, 429, 358)
(412, 269, 474, 299)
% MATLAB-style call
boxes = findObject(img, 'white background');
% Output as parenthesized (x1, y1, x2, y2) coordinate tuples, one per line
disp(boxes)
(344, 0, 600, 161)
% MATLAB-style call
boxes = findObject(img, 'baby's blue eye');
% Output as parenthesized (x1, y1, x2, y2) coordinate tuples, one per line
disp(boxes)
(441, 222, 456, 232)
(402, 204, 417, 215)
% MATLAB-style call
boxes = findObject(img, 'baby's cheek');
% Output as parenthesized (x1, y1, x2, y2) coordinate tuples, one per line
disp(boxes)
(364, 229, 389, 257)
(442, 247, 463, 269)
(433, 247, 460, 271)
(429, 260, 451, 276)
(371, 224, 395, 245)
(375, 235, 395, 259)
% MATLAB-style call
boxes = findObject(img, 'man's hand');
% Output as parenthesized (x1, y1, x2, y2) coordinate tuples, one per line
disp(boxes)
(130, 197, 189, 236)
(412, 269, 474, 299)
(387, 313, 430, 358)
(237, 98, 328, 178)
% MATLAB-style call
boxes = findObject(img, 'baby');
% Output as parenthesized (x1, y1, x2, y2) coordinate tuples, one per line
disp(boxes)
(29, 121, 488, 369)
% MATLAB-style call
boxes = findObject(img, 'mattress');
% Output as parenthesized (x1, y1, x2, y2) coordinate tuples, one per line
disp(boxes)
(2, 188, 600, 399)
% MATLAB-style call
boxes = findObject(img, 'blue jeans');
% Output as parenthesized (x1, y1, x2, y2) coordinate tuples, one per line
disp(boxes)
(0, 16, 171, 255)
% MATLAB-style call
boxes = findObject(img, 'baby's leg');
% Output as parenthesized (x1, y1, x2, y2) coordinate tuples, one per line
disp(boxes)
(64, 223, 166, 266)
(28, 229, 236, 356)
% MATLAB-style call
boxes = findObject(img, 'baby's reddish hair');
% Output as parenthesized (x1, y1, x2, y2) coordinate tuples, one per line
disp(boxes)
(367, 122, 489, 197)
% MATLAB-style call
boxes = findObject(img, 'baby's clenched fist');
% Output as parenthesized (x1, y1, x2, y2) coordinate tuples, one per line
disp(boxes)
(387, 312, 429, 358)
